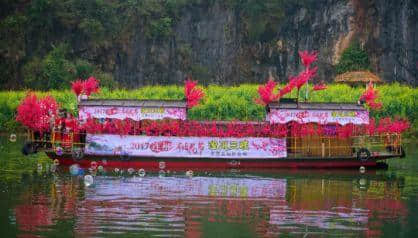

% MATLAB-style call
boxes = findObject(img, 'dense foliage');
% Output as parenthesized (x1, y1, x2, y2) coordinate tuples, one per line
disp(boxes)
(255, 50, 318, 105)
(335, 42, 370, 74)
(1, 84, 417, 136)
(0, 0, 314, 90)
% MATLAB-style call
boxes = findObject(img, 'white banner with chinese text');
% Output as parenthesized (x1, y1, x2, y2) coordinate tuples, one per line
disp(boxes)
(78, 106, 186, 121)
(267, 109, 369, 125)
(85, 134, 287, 158)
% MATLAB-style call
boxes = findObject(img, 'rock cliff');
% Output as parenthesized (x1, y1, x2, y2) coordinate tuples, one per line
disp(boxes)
(0, 0, 416, 88)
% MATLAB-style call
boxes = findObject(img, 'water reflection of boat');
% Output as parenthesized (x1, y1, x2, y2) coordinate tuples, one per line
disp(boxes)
(13, 171, 407, 237)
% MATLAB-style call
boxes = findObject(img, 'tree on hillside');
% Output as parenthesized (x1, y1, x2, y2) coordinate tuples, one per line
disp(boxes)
(335, 42, 370, 74)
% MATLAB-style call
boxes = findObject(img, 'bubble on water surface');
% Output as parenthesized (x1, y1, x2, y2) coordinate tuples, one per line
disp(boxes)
(9, 133, 17, 142)
(358, 178, 369, 191)
(128, 168, 135, 175)
(97, 165, 104, 173)
(53, 159, 60, 166)
(69, 164, 80, 176)
(359, 166, 366, 173)
(55, 147, 63, 156)
(186, 170, 193, 178)
(138, 168, 146, 177)
(84, 175, 94, 187)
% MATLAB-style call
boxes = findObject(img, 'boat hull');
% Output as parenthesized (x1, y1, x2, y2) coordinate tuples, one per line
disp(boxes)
(46, 152, 399, 169)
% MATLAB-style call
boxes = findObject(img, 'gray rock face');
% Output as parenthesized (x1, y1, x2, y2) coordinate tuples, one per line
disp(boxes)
(8, 0, 409, 88)
(109, 0, 416, 86)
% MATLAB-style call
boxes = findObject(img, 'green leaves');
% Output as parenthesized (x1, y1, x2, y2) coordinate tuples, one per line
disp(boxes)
(0, 84, 417, 132)
(335, 42, 370, 74)
(148, 17, 173, 39)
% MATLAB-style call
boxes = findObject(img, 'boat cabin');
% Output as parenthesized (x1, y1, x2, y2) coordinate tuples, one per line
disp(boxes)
(266, 100, 369, 158)
(78, 99, 187, 121)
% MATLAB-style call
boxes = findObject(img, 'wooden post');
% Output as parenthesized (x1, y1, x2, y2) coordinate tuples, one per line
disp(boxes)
(328, 137, 331, 157)
(51, 129, 55, 150)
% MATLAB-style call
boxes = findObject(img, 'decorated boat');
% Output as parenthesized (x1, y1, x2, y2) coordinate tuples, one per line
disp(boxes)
(17, 51, 408, 169)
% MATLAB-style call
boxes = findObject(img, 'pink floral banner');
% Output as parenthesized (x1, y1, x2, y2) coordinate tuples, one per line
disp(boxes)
(267, 109, 369, 125)
(78, 106, 186, 121)
(85, 134, 287, 158)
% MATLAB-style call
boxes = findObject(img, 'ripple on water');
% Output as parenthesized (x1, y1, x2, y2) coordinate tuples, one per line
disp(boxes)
(1, 141, 417, 237)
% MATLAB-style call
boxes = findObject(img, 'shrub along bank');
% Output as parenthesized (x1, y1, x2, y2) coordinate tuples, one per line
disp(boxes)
(0, 83, 417, 137)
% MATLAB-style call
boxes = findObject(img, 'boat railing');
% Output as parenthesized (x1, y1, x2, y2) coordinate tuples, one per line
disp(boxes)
(26, 130, 403, 159)
(286, 134, 402, 159)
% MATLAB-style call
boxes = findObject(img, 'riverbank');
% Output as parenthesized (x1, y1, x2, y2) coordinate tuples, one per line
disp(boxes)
(1, 83, 417, 137)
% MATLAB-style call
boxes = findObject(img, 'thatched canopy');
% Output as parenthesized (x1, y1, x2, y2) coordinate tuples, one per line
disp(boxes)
(335, 71, 383, 84)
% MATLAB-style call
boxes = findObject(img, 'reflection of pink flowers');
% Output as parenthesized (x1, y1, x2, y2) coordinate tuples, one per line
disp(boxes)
(15, 195, 53, 232)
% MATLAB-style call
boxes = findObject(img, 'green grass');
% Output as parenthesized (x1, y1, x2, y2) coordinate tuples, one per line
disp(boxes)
(1, 83, 417, 136)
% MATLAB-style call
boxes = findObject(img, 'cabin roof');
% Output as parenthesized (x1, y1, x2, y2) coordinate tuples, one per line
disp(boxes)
(267, 101, 366, 111)
(335, 70, 383, 84)
(78, 99, 187, 108)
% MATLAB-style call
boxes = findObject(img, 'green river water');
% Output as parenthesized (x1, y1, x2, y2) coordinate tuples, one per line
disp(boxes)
(0, 135, 417, 237)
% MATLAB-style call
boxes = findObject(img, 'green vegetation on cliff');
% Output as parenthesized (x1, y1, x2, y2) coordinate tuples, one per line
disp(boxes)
(1, 84, 416, 136)
(0, 0, 310, 89)
(335, 42, 370, 74)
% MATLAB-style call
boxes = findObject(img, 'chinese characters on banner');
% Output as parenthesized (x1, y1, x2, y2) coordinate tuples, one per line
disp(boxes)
(267, 109, 369, 125)
(78, 106, 186, 121)
(85, 134, 287, 158)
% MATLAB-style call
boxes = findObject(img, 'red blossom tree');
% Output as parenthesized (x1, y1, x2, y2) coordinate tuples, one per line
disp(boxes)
(16, 93, 59, 133)
(279, 50, 318, 101)
(70, 77, 100, 97)
(184, 77, 205, 108)
(83, 76, 100, 96)
(71, 80, 84, 96)
(295, 67, 318, 90)
(255, 79, 280, 106)
(389, 118, 410, 134)
(360, 81, 382, 110)
(299, 50, 318, 68)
